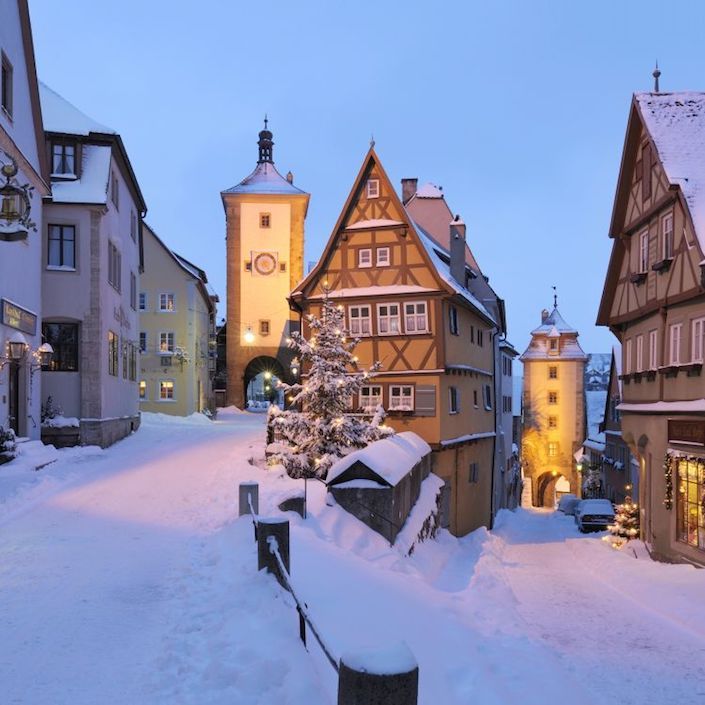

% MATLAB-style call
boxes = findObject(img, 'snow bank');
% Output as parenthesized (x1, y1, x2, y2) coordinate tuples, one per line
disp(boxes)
(394, 473, 444, 555)
(42, 414, 79, 428)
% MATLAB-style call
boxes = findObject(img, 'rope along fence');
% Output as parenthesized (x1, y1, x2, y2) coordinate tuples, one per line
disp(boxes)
(239, 481, 419, 704)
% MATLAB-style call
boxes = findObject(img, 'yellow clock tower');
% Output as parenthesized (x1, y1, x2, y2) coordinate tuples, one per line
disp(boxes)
(221, 121, 309, 408)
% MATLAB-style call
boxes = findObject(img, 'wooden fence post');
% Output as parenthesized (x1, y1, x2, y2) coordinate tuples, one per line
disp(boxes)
(257, 517, 290, 589)
(337, 643, 418, 705)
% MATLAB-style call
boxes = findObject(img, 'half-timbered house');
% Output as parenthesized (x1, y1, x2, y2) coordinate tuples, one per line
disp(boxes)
(597, 89, 705, 564)
(290, 148, 499, 536)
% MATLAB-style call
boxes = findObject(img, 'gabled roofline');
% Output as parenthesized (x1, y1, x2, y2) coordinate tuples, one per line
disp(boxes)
(292, 147, 459, 305)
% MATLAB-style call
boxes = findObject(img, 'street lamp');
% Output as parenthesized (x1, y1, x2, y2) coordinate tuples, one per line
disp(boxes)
(243, 326, 255, 344)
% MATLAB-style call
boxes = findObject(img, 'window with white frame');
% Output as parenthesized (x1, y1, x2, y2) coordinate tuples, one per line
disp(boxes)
(159, 380, 175, 400)
(159, 293, 175, 312)
(669, 323, 682, 365)
(377, 303, 400, 334)
(51, 142, 75, 176)
(139, 292, 146, 311)
(636, 334, 644, 373)
(449, 386, 459, 414)
(692, 318, 705, 363)
(625, 338, 633, 374)
(639, 230, 649, 273)
(649, 329, 658, 370)
(139, 380, 147, 400)
(47, 224, 76, 268)
(662, 212, 674, 260)
(389, 385, 414, 411)
(483, 384, 492, 410)
(108, 241, 121, 292)
(348, 305, 371, 336)
(404, 302, 428, 333)
(359, 385, 382, 412)
(366, 179, 379, 198)
(358, 249, 372, 268)
(159, 332, 175, 353)
(449, 305, 459, 335)
(376, 247, 390, 266)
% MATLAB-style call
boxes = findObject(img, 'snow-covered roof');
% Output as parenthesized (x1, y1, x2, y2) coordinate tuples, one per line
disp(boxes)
(530, 307, 578, 335)
(618, 399, 705, 413)
(173, 253, 207, 284)
(326, 432, 431, 487)
(415, 183, 443, 199)
(222, 161, 307, 196)
(413, 222, 494, 322)
(49, 144, 111, 204)
(636, 92, 705, 249)
(39, 82, 115, 136)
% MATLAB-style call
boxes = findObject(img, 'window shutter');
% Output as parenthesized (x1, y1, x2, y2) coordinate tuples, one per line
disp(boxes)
(415, 385, 436, 417)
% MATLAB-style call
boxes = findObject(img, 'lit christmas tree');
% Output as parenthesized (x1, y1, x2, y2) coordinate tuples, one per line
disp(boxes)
(268, 290, 393, 479)
(608, 497, 640, 544)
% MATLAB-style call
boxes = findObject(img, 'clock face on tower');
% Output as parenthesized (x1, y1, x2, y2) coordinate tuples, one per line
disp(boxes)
(254, 252, 277, 276)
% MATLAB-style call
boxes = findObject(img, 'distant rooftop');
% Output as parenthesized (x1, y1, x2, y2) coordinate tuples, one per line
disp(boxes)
(530, 307, 579, 336)
(222, 160, 307, 196)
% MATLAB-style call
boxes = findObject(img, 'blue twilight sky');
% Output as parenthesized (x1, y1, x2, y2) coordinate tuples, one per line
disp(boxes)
(27, 0, 705, 356)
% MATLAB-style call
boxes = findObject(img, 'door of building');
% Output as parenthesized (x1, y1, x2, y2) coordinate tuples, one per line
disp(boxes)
(8, 362, 19, 435)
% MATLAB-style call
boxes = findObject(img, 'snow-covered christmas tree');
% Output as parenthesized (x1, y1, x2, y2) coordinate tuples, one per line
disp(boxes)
(582, 462, 603, 498)
(268, 290, 393, 479)
(608, 497, 640, 544)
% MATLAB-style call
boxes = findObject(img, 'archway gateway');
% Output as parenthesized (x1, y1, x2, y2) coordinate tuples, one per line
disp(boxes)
(535, 471, 571, 508)
(243, 355, 288, 408)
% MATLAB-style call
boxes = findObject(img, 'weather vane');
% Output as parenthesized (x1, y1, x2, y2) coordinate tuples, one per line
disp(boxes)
(552, 285, 557, 308)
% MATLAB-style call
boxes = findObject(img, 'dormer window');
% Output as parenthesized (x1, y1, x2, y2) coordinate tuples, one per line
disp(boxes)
(366, 179, 380, 199)
(51, 142, 76, 176)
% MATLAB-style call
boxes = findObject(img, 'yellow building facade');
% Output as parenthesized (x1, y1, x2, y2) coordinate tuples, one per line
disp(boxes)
(222, 122, 309, 408)
(139, 223, 217, 416)
(520, 306, 587, 506)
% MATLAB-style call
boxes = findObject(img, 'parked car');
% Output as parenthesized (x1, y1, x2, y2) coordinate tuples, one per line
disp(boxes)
(575, 499, 615, 532)
(557, 494, 580, 515)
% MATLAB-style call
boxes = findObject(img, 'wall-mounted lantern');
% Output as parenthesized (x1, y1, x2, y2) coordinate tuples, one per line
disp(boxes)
(0, 155, 36, 243)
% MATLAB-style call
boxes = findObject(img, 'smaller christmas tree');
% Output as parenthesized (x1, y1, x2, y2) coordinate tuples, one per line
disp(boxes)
(608, 497, 640, 544)
(268, 289, 393, 479)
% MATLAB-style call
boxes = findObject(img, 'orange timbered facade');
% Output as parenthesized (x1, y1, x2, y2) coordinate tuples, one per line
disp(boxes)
(598, 91, 705, 565)
(292, 148, 500, 536)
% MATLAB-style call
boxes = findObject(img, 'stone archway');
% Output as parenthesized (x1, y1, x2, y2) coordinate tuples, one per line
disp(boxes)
(243, 355, 288, 409)
(535, 471, 569, 508)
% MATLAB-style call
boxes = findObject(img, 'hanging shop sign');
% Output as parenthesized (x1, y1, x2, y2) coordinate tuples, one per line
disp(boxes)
(668, 420, 705, 447)
(1, 299, 37, 335)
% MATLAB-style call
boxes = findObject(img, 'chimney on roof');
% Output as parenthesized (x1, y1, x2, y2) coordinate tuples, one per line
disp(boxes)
(541, 309, 549, 323)
(286, 171, 294, 184)
(401, 178, 418, 205)
(449, 215, 466, 287)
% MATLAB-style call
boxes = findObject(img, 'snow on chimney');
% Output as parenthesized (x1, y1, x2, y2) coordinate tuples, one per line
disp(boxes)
(401, 178, 418, 205)
(449, 215, 466, 287)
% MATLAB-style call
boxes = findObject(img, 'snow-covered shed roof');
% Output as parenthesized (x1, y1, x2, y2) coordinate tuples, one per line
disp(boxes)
(327, 432, 431, 487)
(530, 307, 578, 336)
(222, 161, 307, 196)
(39, 82, 116, 136)
(636, 92, 705, 249)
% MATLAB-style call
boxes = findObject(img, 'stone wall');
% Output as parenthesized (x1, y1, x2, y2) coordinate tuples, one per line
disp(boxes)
(80, 415, 140, 448)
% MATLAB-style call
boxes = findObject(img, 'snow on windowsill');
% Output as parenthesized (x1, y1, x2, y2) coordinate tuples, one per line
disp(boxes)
(46, 265, 76, 272)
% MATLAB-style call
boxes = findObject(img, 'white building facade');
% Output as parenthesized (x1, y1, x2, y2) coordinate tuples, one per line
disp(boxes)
(0, 0, 50, 440)
(39, 83, 146, 447)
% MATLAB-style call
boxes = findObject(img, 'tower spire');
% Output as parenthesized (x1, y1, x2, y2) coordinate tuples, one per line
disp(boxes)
(257, 116, 274, 164)
(552, 285, 558, 309)
(653, 61, 661, 93)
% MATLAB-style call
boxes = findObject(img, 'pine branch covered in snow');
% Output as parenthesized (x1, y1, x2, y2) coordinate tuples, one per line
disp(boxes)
(268, 291, 393, 479)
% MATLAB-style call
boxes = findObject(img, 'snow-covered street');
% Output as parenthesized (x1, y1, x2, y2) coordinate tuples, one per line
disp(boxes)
(2, 411, 705, 704)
